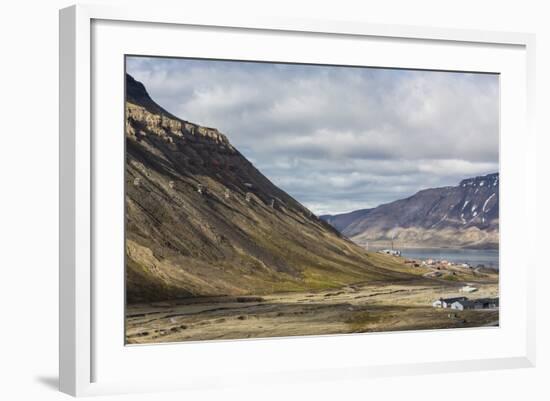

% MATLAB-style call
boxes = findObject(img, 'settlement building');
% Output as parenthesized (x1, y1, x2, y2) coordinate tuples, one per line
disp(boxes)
(432, 296, 468, 309)
(451, 298, 499, 311)
(379, 249, 401, 257)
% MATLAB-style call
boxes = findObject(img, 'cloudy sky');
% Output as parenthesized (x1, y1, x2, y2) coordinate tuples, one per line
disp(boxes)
(126, 56, 499, 215)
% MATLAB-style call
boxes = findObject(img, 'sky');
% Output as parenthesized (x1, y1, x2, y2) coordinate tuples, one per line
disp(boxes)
(126, 56, 499, 216)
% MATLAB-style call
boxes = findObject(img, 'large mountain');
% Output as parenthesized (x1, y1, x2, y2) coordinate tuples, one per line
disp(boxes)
(125, 74, 411, 302)
(321, 173, 499, 249)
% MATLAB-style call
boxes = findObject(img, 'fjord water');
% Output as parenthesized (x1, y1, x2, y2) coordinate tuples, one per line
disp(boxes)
(399, 248, 499, 269)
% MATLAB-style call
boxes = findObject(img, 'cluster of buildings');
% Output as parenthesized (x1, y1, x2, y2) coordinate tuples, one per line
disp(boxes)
(432, 296, 499, 311)
(420, 259, 471, 269)
(378, 249, 402, 257)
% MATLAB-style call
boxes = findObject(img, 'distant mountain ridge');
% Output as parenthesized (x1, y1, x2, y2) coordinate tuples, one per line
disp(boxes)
(321, 173, 499, 249)
(321, 208, 373, 233)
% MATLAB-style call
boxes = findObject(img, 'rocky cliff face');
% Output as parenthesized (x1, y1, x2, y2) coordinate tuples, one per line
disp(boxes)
(321, 173, 499, 249)
(125, 74, 409, 302)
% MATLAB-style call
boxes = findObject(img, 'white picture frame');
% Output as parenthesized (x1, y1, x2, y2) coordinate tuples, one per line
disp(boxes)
(59, 4, 536, 397)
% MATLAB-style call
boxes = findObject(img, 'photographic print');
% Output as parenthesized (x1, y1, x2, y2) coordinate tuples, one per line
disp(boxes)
(125, 56, 499, 344)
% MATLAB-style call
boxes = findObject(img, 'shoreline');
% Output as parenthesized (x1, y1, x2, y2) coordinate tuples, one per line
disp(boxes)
(367, 246, 499, 271)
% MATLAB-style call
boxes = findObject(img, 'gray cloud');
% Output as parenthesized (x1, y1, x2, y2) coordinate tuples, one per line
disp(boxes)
(127, 57, 499, 215)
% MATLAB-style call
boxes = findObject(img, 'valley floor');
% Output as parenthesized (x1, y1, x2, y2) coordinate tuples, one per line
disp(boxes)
(126, 254, 499, 344)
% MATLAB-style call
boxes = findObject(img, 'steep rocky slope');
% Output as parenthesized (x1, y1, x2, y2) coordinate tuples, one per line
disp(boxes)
(321, 174, 499, 249)
(125, 74, 411, 302)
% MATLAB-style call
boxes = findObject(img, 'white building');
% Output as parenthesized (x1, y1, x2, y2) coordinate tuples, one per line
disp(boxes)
(379, 249, 401, 257)
(450, 300, 471, 310)
(432, 299, 444, 308)
(432, 297, 468, 308)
